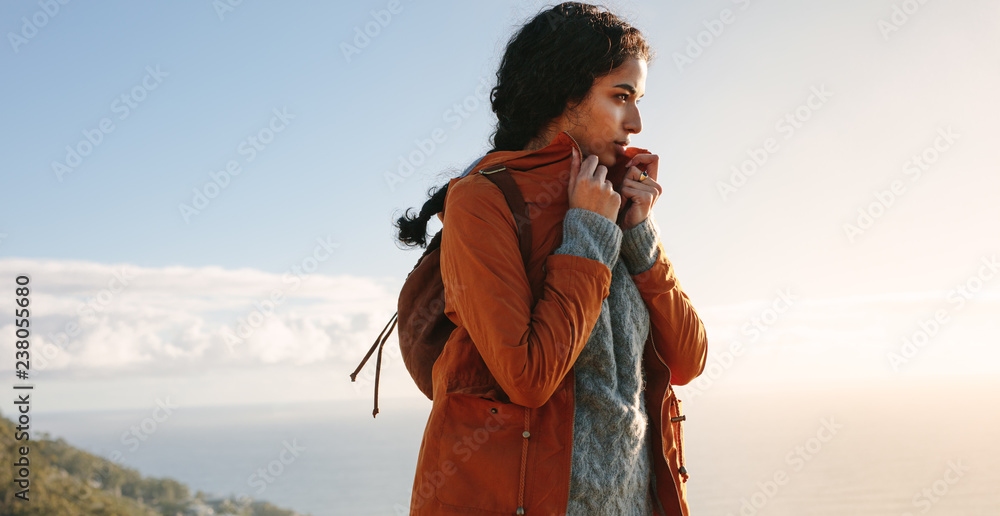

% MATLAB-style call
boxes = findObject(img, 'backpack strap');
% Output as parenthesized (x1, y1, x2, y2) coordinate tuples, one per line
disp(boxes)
(351, 164, 536, 416)
(479, 164, 541, 301)
(479, 165, 530, 262)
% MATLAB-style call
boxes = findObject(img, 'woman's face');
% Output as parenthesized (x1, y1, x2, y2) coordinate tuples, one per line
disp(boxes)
(557, 57, 647, 167)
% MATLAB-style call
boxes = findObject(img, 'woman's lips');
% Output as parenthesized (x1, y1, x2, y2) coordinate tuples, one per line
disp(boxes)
(614, 143, 627, 156)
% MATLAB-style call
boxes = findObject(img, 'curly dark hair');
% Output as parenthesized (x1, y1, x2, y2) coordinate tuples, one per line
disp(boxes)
(394, 2, 653, 249)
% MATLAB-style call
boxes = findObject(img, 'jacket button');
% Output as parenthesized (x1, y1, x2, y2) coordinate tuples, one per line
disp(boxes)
(522, 431, 530, 439)
(516, 508, 525, 515)
(491, 408, 498, 414)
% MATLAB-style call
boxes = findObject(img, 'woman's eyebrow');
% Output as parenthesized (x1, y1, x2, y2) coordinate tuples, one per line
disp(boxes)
(613, 83, 644, 98)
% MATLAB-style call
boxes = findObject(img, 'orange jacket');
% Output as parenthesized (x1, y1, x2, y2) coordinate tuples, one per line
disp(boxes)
(410, 131, 708, 515)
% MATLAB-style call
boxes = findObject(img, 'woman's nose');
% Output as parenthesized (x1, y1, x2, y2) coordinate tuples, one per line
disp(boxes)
(625, 106, 642, 134)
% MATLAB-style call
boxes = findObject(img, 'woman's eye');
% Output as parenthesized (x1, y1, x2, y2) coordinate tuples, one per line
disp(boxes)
(616, 93, 642, 104)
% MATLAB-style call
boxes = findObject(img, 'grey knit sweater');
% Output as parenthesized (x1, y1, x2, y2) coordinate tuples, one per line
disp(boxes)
(552, 207, 662, 516)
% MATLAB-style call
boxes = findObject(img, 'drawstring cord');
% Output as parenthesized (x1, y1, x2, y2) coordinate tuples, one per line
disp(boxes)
(349, 312, 398, 417)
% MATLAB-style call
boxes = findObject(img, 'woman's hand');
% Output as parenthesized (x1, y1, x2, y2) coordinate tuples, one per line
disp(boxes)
(620, 153, 662, 230)
(567, 146, 622, 223)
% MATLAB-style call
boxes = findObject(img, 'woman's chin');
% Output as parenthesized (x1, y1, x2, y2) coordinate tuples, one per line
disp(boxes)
(598, 152, 617, 168)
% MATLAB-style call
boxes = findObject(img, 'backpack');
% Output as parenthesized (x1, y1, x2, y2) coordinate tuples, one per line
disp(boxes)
(350, 164, 535, 417)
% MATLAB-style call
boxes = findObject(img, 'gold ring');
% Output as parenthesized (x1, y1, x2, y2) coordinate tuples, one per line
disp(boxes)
(638, 170, 648, 182)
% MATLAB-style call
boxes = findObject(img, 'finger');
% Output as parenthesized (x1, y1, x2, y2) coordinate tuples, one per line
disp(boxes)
(624, 165, 659, 187)
(625, 153, 659, 181)
(580, 153, 599, 179)
(621, 185, 655, 204)
(625, 153, 658, 167)
(568, 146, 579, 192)
(625, 170, 663, 199)
(626, 164, 649, 183)
(623, 180, 661, 211)
(622, 177, 658, 195)
(646, 158, 658, 182)
(594, 164, 609, 187)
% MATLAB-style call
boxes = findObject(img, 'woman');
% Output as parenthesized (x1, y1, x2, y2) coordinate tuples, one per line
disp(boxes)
(394, 3, 708, 515)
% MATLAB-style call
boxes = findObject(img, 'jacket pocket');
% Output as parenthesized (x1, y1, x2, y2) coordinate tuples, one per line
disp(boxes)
(433, 393, 522, 510)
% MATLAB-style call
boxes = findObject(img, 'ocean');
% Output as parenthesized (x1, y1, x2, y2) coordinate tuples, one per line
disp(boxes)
(35, 376, 1000, 516)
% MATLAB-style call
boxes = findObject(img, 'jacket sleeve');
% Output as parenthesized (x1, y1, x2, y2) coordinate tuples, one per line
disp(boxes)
(440, 176, 620, 408)
(620, 214, 708, 385)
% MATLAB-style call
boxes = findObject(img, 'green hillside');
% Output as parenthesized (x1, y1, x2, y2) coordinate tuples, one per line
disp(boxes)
(0, 412, 307, 516)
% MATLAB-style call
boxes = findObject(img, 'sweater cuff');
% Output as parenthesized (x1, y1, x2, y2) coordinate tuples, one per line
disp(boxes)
(553, 208, 622, 270)
(620, 215, 660, 275)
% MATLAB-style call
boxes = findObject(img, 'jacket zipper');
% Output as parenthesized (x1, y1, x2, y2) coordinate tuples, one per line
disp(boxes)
(512, 131, 655, 515)
(516, 407, 531, 515)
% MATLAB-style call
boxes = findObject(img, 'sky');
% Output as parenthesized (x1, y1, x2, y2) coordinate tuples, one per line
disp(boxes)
(1, 0, 998, 414)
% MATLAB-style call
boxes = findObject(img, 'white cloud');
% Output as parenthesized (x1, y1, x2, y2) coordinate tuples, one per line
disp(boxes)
(0, 258, 401, 380)
(1, 258, 997, 412)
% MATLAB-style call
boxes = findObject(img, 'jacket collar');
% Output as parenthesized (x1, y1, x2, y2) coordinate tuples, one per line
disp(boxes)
(459, 131, 651, 207)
